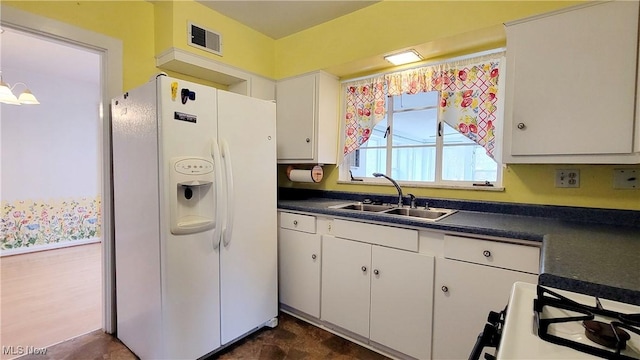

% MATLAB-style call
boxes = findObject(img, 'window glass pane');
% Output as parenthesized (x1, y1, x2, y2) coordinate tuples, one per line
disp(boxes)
(393, 91, 438, 110)
(391, 146, 435, 182)
(442, 122, 475, 145)
(442, 145, 497, 182)
(350, 148, 386, 178)
(342, 81, 501, 186)
(360, 118, 387, 149)
(392, 108, 437, 146)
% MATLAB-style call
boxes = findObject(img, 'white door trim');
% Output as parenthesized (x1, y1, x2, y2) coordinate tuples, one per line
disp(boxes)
(1, 5, 123, 334)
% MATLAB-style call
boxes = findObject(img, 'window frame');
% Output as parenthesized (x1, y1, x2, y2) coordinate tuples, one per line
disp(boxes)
(339, 91, 503, 190)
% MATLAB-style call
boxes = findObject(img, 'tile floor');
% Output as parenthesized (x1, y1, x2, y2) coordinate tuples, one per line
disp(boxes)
(16, 312, 390, 360)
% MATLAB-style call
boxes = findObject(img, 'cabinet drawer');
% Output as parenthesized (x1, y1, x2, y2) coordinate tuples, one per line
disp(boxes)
(279, 212, 316, 234)
(443, 235, 539, 274)
(333, 219, 418, 252)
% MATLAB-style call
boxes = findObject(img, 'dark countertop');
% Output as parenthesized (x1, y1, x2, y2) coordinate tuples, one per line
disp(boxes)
(278, 190, 640, 305)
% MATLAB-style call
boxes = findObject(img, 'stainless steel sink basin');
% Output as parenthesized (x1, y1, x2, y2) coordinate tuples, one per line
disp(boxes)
(381, 207, 456, 221)
(329, 202, 396, 212)
(329, 202, 456, 222)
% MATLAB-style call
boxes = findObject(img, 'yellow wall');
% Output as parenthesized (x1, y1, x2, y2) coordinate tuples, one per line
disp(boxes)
(274, 0, 640, 211)
(279, 164, 640, 210)
(5, 0, 157, 91)
(158, 0, 276, 78)
(4, 0, 276, 90)
(4, 0, 639, 210)
(274, 1, 583, 78)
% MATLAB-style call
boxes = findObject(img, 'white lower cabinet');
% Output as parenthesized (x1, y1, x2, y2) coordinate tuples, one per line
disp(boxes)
(321, 235, 372, 337)
(321, 235, 434, 359)
(369, 244, 434, 360)
(432, 235, 539, 360)
(277, 212, 541, 360)
(278, 213, 321, 318)
(278, 228, 321, 317)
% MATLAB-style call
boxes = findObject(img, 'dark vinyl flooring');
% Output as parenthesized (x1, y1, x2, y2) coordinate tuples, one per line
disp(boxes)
(17, 312, 390, 360)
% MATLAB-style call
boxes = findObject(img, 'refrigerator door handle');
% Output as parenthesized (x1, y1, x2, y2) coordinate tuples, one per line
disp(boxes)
(221, 139, 234, 247)
(210, 138, 224, 249)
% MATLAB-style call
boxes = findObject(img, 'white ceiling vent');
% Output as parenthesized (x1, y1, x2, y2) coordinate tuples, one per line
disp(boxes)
(188, 22, 222, 56)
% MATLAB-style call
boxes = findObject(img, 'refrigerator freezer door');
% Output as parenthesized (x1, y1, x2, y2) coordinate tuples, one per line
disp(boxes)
(157, 76, 222, 358)
(217, 90, 278, 345)
(114, 76, 223, 359)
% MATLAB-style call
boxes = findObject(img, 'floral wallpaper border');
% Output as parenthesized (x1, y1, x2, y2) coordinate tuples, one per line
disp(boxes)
(1, 197, 101, 255)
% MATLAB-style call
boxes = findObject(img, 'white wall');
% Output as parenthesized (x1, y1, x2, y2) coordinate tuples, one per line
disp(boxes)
(1, 30, 101, 201)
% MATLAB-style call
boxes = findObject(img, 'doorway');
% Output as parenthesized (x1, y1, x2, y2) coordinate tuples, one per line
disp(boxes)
(0, 27, 102, 359)
(0, 5, 123, 357)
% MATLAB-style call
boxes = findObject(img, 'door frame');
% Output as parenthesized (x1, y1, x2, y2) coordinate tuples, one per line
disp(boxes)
(1, 5, 123, 333)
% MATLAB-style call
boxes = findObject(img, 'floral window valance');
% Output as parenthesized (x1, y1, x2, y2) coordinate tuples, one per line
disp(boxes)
(343, 76, 387, 156)
(342, 52, 504, 158)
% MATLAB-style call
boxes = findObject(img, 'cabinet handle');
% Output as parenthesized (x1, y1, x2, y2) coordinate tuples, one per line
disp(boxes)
(373, 269, 380, 275)
(293, 220, 298, 226)
(441, 286, 449, 293)
(305, 138, 311, 143)
(361, 266, 367, 272)
(311, 254, 317, 260)
(483, 250, 491, 258)
(517, 122, 526, 130)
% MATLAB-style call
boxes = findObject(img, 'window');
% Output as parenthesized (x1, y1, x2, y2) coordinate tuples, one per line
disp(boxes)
(345, 91, 500, 187)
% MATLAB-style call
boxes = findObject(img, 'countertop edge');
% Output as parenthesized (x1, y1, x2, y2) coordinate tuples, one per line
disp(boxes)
(278, 203, 545, 242)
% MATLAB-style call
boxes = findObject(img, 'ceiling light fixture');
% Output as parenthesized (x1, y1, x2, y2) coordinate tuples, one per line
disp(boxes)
(0, 76, 40, 105)
(384, 49, 423, 66)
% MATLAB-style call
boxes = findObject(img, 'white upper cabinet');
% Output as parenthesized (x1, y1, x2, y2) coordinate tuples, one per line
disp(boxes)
(276, 71, 339, 164)
(503, 1, 640, 163)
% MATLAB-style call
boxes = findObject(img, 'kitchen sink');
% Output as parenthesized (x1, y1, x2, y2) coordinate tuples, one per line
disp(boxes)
(329, 202, 456, 222)
(381, 207, 456, 222)
(329, 202, 396, 212)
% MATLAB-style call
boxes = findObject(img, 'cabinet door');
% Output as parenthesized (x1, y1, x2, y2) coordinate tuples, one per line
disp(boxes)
(506, 1, 638, 156)
(321, 236, 371, 338)
(432, 258, 538, 360)
(278, 228, 321, 317)
(276, 74, 315, 161)
(370, 246, 434, 360)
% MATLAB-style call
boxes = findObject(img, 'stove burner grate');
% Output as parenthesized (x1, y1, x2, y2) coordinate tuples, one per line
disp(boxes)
(534, 286, 640, 360)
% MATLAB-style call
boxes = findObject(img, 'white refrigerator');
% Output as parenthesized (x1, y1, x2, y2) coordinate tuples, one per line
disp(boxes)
(111, 75, 278, 359)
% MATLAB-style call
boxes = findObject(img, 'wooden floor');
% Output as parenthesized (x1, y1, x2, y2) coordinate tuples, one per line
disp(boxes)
(0, 243, 102, 360)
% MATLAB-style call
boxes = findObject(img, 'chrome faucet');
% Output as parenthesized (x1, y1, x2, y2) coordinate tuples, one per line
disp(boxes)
(372, 173, 403, 207)
(408, 194, 417, 209)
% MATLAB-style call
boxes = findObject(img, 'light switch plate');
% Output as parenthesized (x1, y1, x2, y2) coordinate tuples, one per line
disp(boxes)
(555, 169, 580, 188)
(613, 169, 638, 189)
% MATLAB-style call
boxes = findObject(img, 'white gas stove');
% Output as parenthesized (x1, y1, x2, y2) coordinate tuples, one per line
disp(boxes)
(497, 282, 640, 359)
